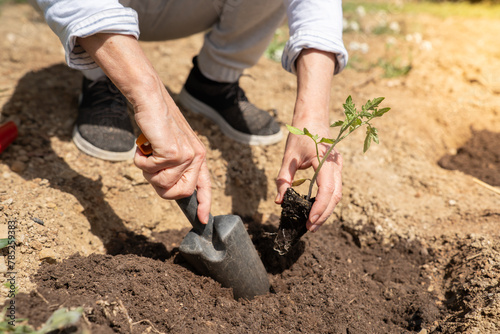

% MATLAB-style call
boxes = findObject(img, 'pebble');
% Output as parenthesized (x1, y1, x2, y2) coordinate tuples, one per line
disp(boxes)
(31, 240, 42, 251)
(39, 249, 57, 263)
(1, 198, 13, 205)
(46, 202, 57, 209)
(448, 199, 457, 206)
(31, 217, 44, 226)
(0, 256, 7, 273)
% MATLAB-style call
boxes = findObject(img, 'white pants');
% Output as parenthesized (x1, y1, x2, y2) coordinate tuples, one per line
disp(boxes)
(85, 0, 286, 83)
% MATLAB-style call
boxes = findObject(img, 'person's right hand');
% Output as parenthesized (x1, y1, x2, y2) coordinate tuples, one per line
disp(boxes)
(132, 81, 212, 224)
(76, 33, 212, 224)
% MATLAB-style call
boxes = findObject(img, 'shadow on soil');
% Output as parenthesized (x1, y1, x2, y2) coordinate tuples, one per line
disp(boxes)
(1, 64, 171, 258)
(1, 63, 268, 259)
(438, 128, 500, 186)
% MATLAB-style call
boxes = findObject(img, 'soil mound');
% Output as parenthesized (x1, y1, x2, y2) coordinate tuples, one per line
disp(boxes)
(15, 223, 442, 334)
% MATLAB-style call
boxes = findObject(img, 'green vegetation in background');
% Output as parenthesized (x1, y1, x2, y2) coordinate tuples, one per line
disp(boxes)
(0, 0, 27, 6)
(378, 57, 412, 78)
(265, 27, 288, 62)
(343, 0, 500, 19)
(0, 307, 84, 334)
(0, 238, 10, 249)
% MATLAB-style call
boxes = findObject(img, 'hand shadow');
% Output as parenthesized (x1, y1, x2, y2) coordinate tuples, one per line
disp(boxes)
(1, 63, 169, 260)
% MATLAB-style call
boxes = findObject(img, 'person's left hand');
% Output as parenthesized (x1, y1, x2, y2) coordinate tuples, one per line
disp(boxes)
(275, 118, 343, 233)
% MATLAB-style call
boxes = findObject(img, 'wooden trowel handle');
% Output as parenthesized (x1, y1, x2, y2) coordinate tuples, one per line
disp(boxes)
(135, 134, 212, 235)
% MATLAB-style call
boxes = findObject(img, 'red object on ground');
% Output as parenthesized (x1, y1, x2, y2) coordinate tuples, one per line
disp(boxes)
(0, 121, 18, 154)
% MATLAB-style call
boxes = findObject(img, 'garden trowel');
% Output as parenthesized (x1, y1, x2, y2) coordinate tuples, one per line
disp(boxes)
(176, 192, 269, 300)
(135, 134, 269, 300)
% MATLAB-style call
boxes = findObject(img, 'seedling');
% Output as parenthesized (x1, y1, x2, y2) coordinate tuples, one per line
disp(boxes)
(287, 95, 390, 199)
(274, 95, 390, 255)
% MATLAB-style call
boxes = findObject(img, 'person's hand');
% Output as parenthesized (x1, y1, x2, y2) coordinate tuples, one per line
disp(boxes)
(133, 85, 212, 224)
(275, 48, 342, 232)
(275, 119, 343, 232)
(76, 33, 211, 224)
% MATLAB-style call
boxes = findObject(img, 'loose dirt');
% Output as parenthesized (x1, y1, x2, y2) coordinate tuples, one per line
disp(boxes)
(0, 3, 499, 333)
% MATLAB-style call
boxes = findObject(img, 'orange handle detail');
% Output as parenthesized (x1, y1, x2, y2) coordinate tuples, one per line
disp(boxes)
(136, 133, 153, 156)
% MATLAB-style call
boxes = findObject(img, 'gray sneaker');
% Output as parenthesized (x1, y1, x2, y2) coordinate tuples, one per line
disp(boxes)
(178, 57, 282, 145)
(73, 77, 136, 161)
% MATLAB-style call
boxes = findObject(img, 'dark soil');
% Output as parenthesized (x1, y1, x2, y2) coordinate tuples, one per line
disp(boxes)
(14, 221, 443, 334)
(438, 129, 500, 186)
(273, 187, 313, 255)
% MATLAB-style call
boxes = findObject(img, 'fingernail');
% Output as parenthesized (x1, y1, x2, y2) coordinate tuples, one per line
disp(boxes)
(309, 224, 320, 233)
(310, 215, 319, 225)
(275, 193, 280, 203)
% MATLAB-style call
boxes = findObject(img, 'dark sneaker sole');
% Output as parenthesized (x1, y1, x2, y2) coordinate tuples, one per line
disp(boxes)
(178, 87, 283, 146)
(72, 126, 136, 162)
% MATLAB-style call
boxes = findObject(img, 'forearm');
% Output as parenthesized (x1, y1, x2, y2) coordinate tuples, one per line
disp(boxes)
(76, 33, 167, 114)
(293, 49, 337, 126)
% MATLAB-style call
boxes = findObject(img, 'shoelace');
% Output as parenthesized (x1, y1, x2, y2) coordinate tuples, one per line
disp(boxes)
(222, 81, 249, 104)
(87, 79, 127, 109)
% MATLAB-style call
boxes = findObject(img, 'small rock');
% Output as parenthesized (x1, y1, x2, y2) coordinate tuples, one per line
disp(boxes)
(31, 240, 42, 251)
(0, 224, 7, 238)
(448, 199, 457, 206)
(2, 172, 11, 179)
(1, 198, 13, 206)
(60, 169, 78, 180)
(31, 217, 44, 226)
(39, 249, 57, 263)
(46, 202, 57, 209)
(0, 256, 7, 273)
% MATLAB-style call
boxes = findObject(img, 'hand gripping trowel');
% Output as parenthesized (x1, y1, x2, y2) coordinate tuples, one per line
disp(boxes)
(136, 134, 270, 300)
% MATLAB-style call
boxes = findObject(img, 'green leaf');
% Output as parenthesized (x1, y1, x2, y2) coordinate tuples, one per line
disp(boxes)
(364, 97, 385, 111)
(373, 132, 379, 144)
(363, 132, 372, 153)
(0, 238, 9, 250)
(291, 178, 310, 187)
(319, 138, 335, 144)
(330, 120, 343, 128)
(373, 107, 390, 117)
(303, 128, 314, 139)
(286, 124, 304, 135)
(38, 308, 83, 334)
(343, 95, 356, 116)
(349, 118, 362, 131)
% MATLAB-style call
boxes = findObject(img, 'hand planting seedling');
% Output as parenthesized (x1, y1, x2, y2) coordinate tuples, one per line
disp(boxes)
(274, 96, 390, 255)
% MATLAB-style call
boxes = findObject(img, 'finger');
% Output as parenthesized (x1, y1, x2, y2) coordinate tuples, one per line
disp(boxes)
(195, 160, 212, 224)
(144, 163, 199, 200)
(307, 151, 343, 232)
(275, 156, 298, 204)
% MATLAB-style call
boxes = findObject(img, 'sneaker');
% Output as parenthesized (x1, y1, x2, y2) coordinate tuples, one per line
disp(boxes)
(178, 57, 283, 145)
(73, 76, 136, 161)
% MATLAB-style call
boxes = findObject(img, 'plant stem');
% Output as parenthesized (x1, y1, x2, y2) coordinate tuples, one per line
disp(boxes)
(306, 117, 371, 200)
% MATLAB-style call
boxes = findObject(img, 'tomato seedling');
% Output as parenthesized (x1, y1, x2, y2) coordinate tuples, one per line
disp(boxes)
(274, 95, 390, 255)
(287, 95, 390, 199)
